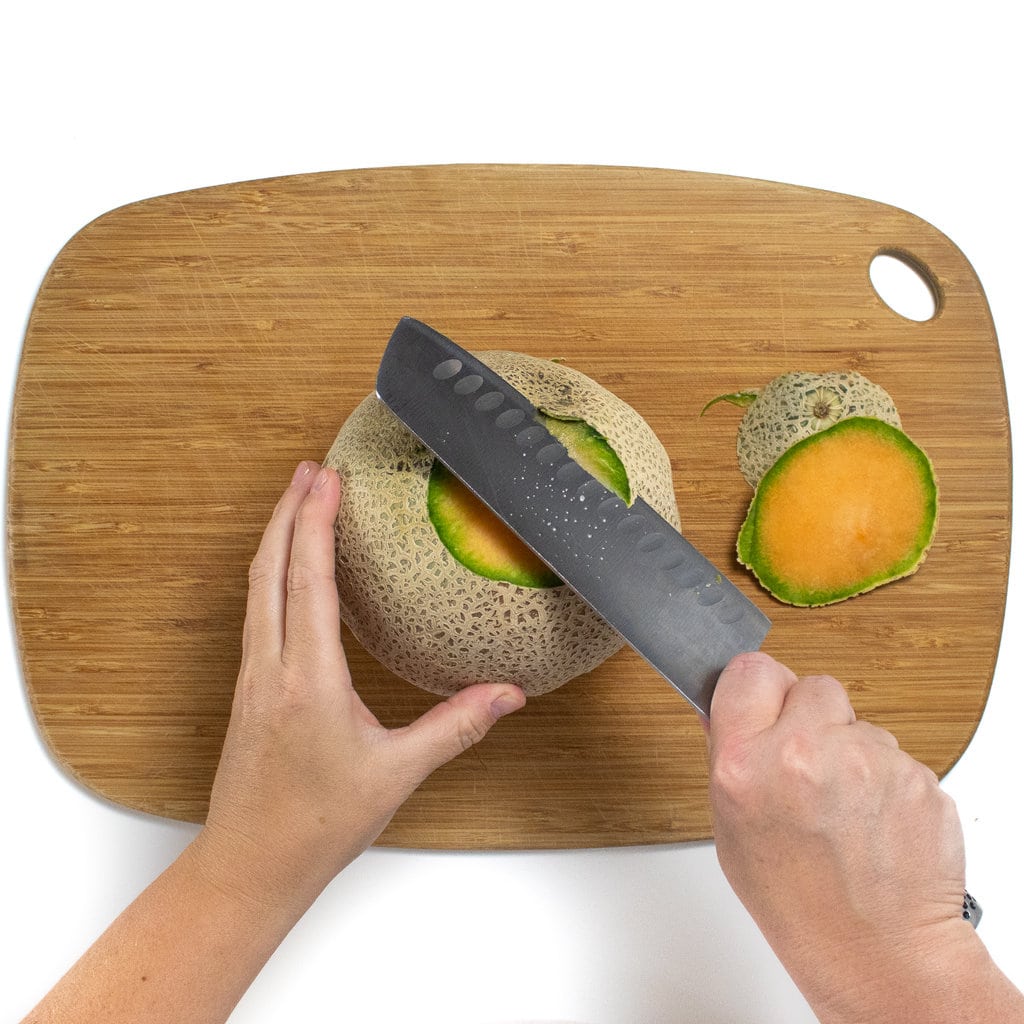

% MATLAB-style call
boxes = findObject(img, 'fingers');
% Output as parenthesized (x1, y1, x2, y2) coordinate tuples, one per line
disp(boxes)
(391, 684, 526, 783)
(243, 462, 319, 657)
(243, 461, 345, 679)
(282, 466, 345, 672)
(781, 673, 857, 730)
(711, 653, 860, 753)
(710, 652, 799, 745)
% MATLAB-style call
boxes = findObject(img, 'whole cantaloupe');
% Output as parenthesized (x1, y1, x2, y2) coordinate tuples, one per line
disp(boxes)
(323, 351, 679, 696)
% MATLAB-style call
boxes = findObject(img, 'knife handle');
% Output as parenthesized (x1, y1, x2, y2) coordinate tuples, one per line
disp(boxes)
(962, 890, 982, 928)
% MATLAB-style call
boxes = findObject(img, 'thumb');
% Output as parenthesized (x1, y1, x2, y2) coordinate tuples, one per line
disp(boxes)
(392, 683, 526, 780)
(709, 651, 798, 751)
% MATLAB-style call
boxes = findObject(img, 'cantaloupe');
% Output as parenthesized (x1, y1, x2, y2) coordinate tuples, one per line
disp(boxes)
(426, 412, 631, 589)
(426, 462, 563, 589)
(737, 417, 937, 606)
(323, 350, 679, 696)
(704, 370, 902, 486)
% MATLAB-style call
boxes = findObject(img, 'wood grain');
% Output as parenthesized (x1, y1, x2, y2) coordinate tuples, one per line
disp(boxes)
(7, 165, 1009, 848)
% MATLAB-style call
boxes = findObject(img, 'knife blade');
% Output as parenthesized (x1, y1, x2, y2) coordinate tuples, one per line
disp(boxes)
(375, 317, 771, 716)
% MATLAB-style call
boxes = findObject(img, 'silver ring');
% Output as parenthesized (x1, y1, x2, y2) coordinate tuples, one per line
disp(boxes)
(962, 890, 982, 929)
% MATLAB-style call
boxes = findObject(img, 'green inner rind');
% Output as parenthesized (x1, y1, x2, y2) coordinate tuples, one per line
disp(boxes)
(427, 462, 562, 588)
(538, 411, 632, 504)
(427, 413, 631, 589)
(737, 417, 938, 607)
(699, 390, 760, 416)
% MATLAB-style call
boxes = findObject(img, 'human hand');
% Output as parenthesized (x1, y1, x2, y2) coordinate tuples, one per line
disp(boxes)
(707, 652, 983, 1021)
(195, 462, 526, 907)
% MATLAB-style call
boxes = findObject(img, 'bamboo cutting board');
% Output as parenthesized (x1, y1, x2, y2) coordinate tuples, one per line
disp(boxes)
(7, 165, 1009, 848)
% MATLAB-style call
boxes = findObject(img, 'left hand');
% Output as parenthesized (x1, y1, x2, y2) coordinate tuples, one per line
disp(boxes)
(195, 461, 526, 906)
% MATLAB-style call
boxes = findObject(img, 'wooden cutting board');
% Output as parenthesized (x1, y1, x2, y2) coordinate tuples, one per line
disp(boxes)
(7, 165, 1009, 848)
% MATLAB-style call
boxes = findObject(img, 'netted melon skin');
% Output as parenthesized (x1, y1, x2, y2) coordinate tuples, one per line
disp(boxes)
(323, 351, 680, 697)
(737, 371, 901, 487)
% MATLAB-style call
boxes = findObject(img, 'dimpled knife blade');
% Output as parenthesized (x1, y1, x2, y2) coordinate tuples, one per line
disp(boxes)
(375, 317, 771, 716)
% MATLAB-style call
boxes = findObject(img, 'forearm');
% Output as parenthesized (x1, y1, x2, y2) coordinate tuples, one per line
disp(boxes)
(23, 832, 321, 1024)
(22, 464, 524, 1023)
(781, 926, 1024, 1024)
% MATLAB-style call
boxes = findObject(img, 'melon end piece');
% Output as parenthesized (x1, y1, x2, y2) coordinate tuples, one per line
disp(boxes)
(736, 416, 937, 607)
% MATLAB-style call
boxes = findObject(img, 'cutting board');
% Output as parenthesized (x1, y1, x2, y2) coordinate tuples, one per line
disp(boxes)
(7, 165, 1009, 849)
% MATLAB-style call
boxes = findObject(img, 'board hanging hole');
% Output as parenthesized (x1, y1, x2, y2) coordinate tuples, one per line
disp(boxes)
(869, 250, 940, 322)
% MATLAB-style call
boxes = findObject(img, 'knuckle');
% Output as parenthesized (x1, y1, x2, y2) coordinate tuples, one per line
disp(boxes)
(855, 719, 898, 746)
(456, 713, 492, 752)
(845, 743, 881, 789)
(938, 788, 961, 828)
(237, 659, 309, 714)
(286, 557, 327, 599)
(798, 674, 855, 718)
(247, 552, 275, 592)
(908, 754, 941, 795)
(777, 729, 819, 783)
(233, 663, 267, 716)
(800, 672, 842, 689)
(270, 665, 317, 720)
(727, 650, 777, 677)
(709, 737, 758, 805)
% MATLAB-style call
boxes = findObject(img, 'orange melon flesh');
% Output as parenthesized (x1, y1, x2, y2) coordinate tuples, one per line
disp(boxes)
(427, 413, 630, 589)
(427, 463, 560, 588)
(737, 417, 937, 606)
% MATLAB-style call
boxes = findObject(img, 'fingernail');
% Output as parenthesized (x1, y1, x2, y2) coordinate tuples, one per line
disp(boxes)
(292, 461, 312, 484)
(313, 467, 329, 491)
(491, 689, 525, 719)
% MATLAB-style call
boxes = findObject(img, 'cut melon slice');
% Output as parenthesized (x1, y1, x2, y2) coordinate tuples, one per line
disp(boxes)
(737, 417, 937, 606)
(427, 411, 631, 589)
(704, 370, 902, 486)
(539, 411, 632, 504)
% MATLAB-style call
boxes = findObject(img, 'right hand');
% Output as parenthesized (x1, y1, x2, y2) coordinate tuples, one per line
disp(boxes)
(706, 652, 979, 1017)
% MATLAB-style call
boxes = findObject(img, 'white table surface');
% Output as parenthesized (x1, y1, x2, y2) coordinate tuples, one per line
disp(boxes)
(3, 3, 1021, 1020)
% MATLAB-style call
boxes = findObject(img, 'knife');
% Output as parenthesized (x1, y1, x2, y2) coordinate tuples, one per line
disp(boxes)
(375, 317, 983, 929)
(375, 316, 772, 717)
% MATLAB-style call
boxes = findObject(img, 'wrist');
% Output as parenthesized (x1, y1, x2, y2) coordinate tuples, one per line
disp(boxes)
(186, 821, 332, 927)
(795, 924, 1019, 1024)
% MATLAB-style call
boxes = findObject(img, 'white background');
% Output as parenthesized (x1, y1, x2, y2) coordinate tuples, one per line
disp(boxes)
(2, 2, 1021, 1021)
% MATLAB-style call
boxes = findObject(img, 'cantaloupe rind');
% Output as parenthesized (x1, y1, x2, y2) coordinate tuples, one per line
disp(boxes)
(737, 417, 937, 607)
(706, 370, 902, 486)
